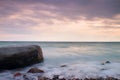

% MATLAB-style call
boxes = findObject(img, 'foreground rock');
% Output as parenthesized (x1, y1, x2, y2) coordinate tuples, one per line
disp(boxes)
(13, 72, 22, 77)
(27, 67, 44, 73)
(37, 76, 119, 80)
(0, 45, 44, 70)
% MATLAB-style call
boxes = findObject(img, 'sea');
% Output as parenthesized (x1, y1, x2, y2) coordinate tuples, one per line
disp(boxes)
(0, 41, 120, 80)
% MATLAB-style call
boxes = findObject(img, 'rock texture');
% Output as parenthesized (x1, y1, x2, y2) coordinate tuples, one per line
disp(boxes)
(13, 72, 22, 77)
(37, 76, 119, 80)
(60, 65, 67, 67)
(0, 45, 44, 70)
(101, 61, 111, 65)
(27, 67, 44, 73)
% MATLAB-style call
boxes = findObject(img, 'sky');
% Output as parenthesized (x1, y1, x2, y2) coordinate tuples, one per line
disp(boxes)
(0, 0, 120, 41)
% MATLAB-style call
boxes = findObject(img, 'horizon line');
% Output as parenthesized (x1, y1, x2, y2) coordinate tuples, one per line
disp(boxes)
(0, 40, 120, 42)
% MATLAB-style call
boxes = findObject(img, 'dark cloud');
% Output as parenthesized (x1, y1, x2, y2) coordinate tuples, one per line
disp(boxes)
(0, 0, 120, 19)
(0, 1, 21, 18)
(0, 0, 120, 35)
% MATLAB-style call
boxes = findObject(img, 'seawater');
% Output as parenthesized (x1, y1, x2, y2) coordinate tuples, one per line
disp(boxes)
(0, 42, 120, 80)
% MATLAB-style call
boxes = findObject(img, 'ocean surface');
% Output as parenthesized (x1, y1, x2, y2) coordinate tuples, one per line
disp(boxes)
(0, 42, 120, 80)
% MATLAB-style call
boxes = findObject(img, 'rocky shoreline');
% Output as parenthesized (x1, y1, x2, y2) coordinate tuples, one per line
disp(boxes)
(0, 45, 120, 80)
(38, 76, 119, 80)
(13, 67, 119, 80)
(14, 74, 119, 80)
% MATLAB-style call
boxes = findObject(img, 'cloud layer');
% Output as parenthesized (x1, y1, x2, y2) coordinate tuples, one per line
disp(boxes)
(0, 0, 120, 41)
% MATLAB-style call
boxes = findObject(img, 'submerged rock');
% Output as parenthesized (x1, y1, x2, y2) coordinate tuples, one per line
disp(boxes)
(27, 67, 44, 73)
(0, 45, 44, 70)
(105, 61, 111, 64)
(13, 72, 22, 77)
(60, 65, 67, 67)
(38, 76, 50, 80)
(101, 61, 111, 65)
(100, 68, 107, 71)
(53, 75, 59, 80)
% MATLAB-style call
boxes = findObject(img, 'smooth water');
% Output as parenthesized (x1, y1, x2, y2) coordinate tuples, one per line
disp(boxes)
(0, 42, 120, 79)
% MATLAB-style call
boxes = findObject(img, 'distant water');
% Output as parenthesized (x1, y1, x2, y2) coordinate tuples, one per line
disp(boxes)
(0, 42, 120, 80)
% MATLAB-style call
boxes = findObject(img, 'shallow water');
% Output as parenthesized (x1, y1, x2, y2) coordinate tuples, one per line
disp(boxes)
(0, 42, 120, 80)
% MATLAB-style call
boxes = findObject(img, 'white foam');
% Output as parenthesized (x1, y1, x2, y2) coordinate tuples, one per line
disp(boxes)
(41, 61, 120, 79)
(0, 61, 120, 80)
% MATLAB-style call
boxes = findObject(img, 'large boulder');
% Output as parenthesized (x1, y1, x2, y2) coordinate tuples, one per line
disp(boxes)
(0, 45, 44, 70)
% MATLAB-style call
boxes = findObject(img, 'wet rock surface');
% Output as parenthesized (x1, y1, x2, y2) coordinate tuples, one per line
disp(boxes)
(13, 65, 119, 80)
(14, 75, 120, 80)
(0, 45, 44, 70)
(105, 61, 111, 64)
(37, 76, 119, 80)
(13, 72, 22, 77)
(60, 65, 67, 67)
(27, 67, 44, 73)
(101, 61, 111, 65)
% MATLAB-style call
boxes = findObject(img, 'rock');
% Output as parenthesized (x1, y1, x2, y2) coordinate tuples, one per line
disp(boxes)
(84, 78, 89, 80)
(60, 65, 67, 67)
(53, 75, 59, 80)
(37, 76, 120, 80)
(38, 76, 50, 80)
(0, 45, 44, 70)
(100, 68, 107, 71)
(101, 61, 111, 65)
(101, 63, 105, 65)
(72, 78, 80, 80)
(59, 78, 66, 80)
(106, 77, 118, 80)
(97, 77, 104, 80)
(23, 74, 36, 80)
(27, 67, 44, 73)
(23, 74, 37, 80)
(13, 72, 22, 77)
(105, 61, 111, 64)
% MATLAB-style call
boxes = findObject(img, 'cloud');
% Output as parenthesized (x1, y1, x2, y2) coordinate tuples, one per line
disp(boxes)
(0, 0, 120, 19)
(0, 0, 120, 41)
